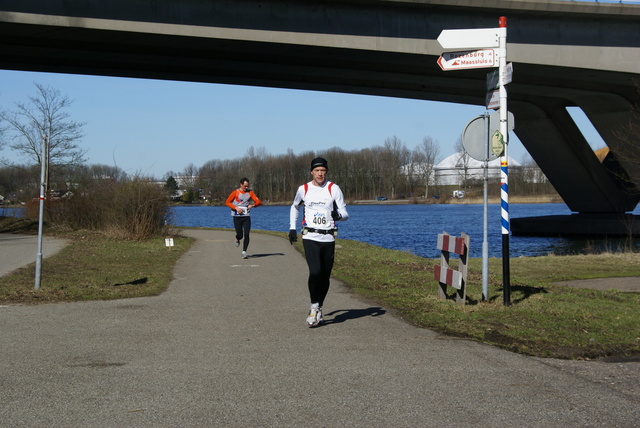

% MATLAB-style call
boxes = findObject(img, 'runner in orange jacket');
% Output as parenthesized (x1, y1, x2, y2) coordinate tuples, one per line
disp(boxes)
(225, 177, 261, 258)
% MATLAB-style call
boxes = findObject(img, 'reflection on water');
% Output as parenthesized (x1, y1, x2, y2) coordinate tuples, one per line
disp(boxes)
(169, 203, 639, 258)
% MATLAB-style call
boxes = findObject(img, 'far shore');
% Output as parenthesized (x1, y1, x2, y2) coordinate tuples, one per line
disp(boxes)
(349, 195, 564, 205)
(1, 195, 563, 210)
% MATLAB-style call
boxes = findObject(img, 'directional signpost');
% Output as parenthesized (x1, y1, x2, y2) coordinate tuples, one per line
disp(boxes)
(436, 28, 499, 50)
(438, 17, 512, 305)
(486, 63, 513, 110)
(437, 49, 497, 71)
(486, 63, 513, 90)
(485, 90, 500, 110)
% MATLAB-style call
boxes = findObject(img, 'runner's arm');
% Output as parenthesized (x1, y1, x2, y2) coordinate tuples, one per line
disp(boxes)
(332, 185, 349, 221)
(289, 186, 304, 230)
(224, 190, 238, 210)
(249, 191, 262, 208)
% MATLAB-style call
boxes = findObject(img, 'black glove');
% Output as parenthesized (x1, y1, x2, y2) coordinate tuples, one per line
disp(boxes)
(288, 229, 297, 245)
(331, 211, 342, 221)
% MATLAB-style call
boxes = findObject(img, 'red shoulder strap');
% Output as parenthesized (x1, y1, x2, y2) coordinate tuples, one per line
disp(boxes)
(304, 182, 333, 197)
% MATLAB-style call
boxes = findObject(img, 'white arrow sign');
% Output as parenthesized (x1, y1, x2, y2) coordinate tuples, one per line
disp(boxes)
(437, 49, 498, 71)
(437, 28, 500, 50)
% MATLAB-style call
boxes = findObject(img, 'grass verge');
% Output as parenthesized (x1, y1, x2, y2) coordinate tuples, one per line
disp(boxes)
(0, 220, 193, 303)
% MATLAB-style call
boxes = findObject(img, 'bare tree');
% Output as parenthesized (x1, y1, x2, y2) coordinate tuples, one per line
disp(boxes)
(1, 83, 87, 169)
(0, 119, 7, 154)
(180, 163, 199, 191)
(412, 136, 440, 197)
(381, 136, 410, 199)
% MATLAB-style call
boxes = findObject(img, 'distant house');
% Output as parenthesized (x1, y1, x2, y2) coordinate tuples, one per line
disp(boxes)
(199, 189, 212, 201)
(434, 151, 521, 186)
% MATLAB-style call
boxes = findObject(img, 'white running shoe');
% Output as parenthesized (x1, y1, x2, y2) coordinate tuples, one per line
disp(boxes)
(235, 240, 240, 247)
(306, 305, 322, 327)
(242, 251, 247, 259)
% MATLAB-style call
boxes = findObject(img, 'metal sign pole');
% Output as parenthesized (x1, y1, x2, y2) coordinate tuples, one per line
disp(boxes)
(482, 112, 489, 302)
(35, 133, 47, 290)
(498, 16, 511, 305)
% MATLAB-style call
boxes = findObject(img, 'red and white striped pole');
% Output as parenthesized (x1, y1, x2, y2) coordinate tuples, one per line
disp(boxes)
(498, 16, 511, 305)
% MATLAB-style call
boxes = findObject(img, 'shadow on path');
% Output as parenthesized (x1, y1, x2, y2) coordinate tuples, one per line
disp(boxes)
(321, 307, 386, 326)
(247, 253, 285, 258)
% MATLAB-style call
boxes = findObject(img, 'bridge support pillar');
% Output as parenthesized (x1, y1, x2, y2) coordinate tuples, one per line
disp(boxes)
(511, 213, 639, 237)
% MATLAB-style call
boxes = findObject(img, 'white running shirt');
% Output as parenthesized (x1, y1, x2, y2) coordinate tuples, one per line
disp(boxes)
(290, 180, 349, 243)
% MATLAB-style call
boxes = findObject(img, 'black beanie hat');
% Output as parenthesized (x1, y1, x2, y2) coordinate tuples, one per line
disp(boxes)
(310, 157, 328, 170)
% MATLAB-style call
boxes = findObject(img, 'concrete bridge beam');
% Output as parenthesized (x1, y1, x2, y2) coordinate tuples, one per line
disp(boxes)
(511, 100, 631, 212)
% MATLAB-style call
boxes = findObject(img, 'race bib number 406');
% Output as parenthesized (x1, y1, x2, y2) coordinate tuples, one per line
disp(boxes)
(312, 211, 328, 226)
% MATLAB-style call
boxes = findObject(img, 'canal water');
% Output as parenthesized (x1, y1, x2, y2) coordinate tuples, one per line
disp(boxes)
(3, 203, 636, 258)
(169, 203, 640, 258)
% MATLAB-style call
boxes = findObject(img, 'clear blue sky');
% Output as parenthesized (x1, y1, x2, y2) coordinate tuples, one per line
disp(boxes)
(0, 69, 605, 179)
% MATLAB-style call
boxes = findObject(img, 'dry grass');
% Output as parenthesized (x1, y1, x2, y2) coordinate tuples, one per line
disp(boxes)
(451, 195, 564, 204)
(0, 227, 192, 303)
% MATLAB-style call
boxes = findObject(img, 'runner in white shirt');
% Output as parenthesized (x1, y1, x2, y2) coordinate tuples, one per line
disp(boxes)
(289, 157, 349, 327)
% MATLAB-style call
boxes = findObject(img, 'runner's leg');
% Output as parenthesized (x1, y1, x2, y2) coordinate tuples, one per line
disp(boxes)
(233, 217, 243, 242)
(303, 239, 322, 304)
(303, 239, 335, 306)
(317, 241, 335, 307)
(242, 217, 251, 252)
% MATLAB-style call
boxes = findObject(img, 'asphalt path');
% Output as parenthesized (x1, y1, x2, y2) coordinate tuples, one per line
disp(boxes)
(1, 229, 638, 427)
(0, 233, 68, 277)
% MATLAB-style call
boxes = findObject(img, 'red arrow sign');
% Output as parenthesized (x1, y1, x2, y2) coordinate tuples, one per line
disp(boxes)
(437, 49, 498, 71)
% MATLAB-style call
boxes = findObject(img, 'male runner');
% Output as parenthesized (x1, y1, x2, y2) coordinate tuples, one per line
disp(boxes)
(225, 177, 261, 259)
(289, 157, 349, 327)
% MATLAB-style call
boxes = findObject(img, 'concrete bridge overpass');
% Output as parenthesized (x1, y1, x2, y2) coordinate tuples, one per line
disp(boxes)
(1, 0, 639, 235)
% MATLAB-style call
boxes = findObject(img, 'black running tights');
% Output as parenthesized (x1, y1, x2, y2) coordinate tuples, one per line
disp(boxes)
(303, 239, 335, 307)
(233, 216, 251, 251)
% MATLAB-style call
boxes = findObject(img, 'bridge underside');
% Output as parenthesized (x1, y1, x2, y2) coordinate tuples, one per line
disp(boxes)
(0, 0, 639, 235)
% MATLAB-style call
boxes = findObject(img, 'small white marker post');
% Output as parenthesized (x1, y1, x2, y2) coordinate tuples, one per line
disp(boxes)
(165, 238, 174, 250)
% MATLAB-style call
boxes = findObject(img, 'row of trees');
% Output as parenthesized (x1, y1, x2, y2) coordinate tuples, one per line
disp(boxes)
(167, 139, 555, 204)
(168, 136, 444, 203)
